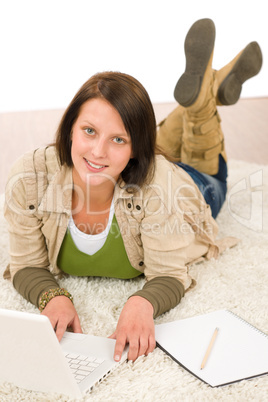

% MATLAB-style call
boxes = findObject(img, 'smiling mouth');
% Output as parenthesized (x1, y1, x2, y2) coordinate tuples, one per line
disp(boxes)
(84, 158, 107, 169)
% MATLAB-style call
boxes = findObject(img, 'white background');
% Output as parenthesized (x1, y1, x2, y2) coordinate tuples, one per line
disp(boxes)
(0, 0, 267, 112)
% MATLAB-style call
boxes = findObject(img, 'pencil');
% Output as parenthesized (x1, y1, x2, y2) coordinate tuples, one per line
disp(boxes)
(200, 327, 219, 370)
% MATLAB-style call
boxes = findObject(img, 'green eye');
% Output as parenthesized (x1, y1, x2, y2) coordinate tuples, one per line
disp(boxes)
(113, 137, 124, 144)
(85, 128, 94, 135)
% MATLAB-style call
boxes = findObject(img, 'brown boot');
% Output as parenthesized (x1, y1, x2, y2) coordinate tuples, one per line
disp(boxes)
(156, 105, 184, 159)
(174, 18, 226, 175)
(156, 18, 217, 164)
(216, 41, 263, 105)
(181, 83, 227, 175)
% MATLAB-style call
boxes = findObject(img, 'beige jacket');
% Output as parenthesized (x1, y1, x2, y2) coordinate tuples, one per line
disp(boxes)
(4, 146, 235, 290)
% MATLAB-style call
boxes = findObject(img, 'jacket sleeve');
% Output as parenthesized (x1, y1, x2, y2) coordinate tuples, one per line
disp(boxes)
(13, 267, 60, 307)
(4, 155, 51, 281)
(130, 276, 185, 318)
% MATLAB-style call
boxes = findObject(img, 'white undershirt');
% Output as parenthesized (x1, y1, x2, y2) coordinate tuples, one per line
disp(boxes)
(68, 198, 115, 255)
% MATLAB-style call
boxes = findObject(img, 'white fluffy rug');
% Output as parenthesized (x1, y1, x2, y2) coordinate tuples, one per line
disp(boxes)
(0, 159, 268, 402)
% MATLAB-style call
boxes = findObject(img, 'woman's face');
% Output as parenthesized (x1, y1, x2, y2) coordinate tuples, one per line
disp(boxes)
(71, 98, 132, 190)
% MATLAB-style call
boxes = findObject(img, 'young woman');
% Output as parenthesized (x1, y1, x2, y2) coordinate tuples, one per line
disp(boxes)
(4, 19, 262, 363)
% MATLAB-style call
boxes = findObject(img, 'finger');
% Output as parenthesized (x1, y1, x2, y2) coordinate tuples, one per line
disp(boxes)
(146, 334, 156, 356)
(113, 334, 127, 362)
(108, 332, 116, 340)
(55, 320, 67, 342)
(127, 337, 139, 362)
(137, 335, 149, 358)
(72, 315, 83, 334)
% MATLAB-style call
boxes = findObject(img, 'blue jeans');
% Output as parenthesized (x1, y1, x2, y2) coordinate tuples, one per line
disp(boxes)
(177, 155, 227, 219)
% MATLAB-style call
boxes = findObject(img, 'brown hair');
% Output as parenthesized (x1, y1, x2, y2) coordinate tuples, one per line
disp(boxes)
(55, 71, 158, 187)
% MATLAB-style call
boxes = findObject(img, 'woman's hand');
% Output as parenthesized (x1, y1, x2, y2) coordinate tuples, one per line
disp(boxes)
(41, 295, 83, 341)
(109, 296, 156, 362)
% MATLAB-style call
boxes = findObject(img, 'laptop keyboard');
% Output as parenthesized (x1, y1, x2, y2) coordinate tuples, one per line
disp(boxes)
(65, 353, 104, 384)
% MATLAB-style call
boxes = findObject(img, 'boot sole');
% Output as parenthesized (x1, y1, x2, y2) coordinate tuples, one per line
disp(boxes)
(174, 18, 215, 106)
(218, 42, 263, 105)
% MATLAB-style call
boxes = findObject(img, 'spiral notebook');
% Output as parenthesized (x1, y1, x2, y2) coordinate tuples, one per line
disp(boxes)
(155, 310, 268, 387)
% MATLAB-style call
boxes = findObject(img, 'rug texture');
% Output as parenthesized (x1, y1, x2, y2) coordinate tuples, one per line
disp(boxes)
(0, 159, 267, 402)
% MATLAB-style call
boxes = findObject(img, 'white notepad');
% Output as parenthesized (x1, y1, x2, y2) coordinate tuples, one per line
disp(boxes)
(155, 310, 268, 387)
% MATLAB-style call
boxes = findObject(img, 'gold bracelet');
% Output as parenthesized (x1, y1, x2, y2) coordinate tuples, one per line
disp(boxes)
(39, 288, 73, 312)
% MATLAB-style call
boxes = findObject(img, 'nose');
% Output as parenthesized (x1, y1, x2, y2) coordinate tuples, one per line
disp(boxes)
(91, 136, 107, 159)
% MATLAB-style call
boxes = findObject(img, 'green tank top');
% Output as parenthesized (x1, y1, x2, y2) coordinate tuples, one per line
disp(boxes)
(57, 214, 142, 279)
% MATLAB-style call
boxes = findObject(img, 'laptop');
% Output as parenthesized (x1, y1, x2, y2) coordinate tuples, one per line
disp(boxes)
(0, 308, 128, 398)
